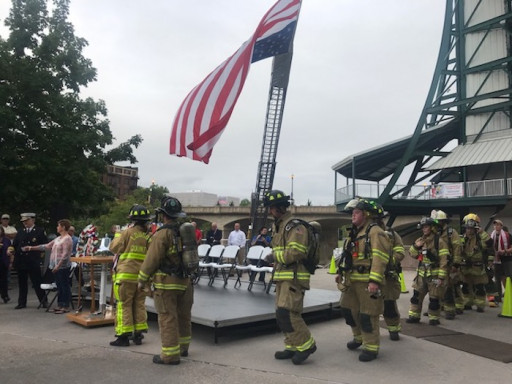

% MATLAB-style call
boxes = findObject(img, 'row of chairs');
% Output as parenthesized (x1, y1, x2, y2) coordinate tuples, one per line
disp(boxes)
(195, 244, 274, 292)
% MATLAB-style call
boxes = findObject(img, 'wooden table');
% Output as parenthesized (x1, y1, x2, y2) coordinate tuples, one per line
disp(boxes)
(66, 256, 115, 327)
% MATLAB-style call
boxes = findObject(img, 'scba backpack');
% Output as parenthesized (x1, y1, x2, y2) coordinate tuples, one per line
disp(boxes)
(286, 219, 321, 274)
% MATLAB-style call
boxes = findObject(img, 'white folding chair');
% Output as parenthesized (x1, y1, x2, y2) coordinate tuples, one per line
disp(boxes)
(202, 244, 224, 286)
(249, 247, 274, 292)
(234, 245, 263, 288)
(210, 245, 239, 287)
(194, 244, 211, 284)
(39, 262, 78, 312)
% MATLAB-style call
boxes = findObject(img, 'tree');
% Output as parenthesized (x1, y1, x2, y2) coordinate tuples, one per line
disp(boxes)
(0, 0, 142, 227)
(239, 198, 251, 207)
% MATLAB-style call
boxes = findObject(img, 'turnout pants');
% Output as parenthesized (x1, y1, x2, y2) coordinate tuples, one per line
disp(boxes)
(461, 270, 488, 309)
(409, 275, 445, 321)
(340, 281, 383, 355)
(154, 285, 194, 363)
(275, 280, 315, 352)
(113, 280, 148, 336)
(382, 276, 401, 333)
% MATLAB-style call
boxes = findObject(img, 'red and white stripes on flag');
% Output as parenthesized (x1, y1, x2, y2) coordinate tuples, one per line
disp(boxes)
(170, 0, 301, 164)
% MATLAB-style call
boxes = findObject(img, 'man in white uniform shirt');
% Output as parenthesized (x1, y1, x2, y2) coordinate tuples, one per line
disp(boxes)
(228, 223, 246, 265)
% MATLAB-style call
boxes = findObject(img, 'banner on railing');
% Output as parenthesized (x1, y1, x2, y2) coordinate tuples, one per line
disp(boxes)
(433, 183, 464, 198)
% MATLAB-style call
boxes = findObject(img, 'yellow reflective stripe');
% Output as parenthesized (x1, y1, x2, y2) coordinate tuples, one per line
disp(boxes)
(350, 273, 370, 282)
(179, 336, 191, 345)
(369, 271, 384, 284)
(162, 345, 180, 357)
(393, 245, 404, 252)
(284, 345, 298, 351)
(273, 271, 310, 280)
(439, 249, 450, 257)
(288, 241, 307, 254)
(296, 336, 315, 352)
(115, 273, 138, 282)
(153, 283, 187, 290)
(119, 252, 146, 261)
(364, 343, 379, 353)
(134, 323, 148, 331)
(372, 249, 389, 263)
(138, 271, 150, 282)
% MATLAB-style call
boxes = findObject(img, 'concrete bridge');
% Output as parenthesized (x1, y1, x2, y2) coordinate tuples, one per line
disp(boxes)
(185, 205, 421, 265)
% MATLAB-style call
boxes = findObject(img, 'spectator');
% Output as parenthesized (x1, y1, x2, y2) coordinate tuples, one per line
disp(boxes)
(68, 225, 79, 256)
(228, 222, 246, 265)
(206, 222, 222, 246)
(250, 227, 271, 282)
(1, 214, 17, 240)
(10, 213, 48, 309)
(490, 220, 512, 304)
(0, 226, 11, 303)
(192, 222, 202, 245)
(24, 219, 73, 313)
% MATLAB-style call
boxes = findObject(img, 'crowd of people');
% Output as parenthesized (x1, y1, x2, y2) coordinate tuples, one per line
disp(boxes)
(2, 195, 512, 367)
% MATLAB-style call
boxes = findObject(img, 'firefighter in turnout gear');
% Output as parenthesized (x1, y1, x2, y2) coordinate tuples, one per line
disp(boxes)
(407, 217, 449, 325)
(337, 198, 390, 362)
(459, 214, 493, 312)
(138, 197, 194, 365)
(109, 205, 151, 347)
(374, 206, 405, 341)
(263, 190, 317, 365)
(431, 209, 463, 319)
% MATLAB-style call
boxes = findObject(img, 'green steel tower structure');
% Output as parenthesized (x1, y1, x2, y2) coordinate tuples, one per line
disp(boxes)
(333, 0, 512, 224)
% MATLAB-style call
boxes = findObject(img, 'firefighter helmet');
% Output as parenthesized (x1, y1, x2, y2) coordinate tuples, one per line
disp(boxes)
(263, 190, 291, 207)
(419, 216, 437, 227)
(463, 213, 480, 229)
(128, 204, 151, 221)
(431, 209, 448, 221)
(157, 196, 186, 218)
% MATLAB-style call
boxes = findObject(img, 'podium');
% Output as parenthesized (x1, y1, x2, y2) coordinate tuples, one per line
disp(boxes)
(67, 256, 115, 327)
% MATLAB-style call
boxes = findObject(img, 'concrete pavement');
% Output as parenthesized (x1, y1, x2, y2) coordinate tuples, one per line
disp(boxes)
(1, 269, 511, 384)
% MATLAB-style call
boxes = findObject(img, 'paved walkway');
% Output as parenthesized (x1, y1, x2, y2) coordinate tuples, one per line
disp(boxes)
(1, 269, 511, 384)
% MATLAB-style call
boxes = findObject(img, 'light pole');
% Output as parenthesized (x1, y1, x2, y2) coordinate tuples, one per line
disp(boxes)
(290, 174, 295, 205)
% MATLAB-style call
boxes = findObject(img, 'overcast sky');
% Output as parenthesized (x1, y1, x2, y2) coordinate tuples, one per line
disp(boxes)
(0, 0, 446, 205)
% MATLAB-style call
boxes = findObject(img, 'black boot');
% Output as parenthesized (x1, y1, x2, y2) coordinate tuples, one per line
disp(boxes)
(346, 340, 362, 350)
(292, 344, 317, 365)
(274, 350, 295, 360)
(406, 317, 420, 324)
(389, 332, 400, 341)
(132, 332, 144, 345)
(110, 335, 130, 347)
(359, 350, 378, 362)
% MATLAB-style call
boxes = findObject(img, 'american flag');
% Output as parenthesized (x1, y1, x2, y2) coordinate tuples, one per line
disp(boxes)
(170, 0, 302, 164)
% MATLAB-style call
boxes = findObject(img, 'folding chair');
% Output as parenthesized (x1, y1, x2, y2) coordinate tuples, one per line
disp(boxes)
(249, 247, 274, 292)
(234, 245, 263, 288)
(210, 245, 239, 287)
(194, 244, 211, 284)
(201, 244, 224, 286)
(39, 262, 78, 312)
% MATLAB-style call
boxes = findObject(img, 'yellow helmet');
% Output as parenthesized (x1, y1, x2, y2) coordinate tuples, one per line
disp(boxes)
(463, 213, 480, 224)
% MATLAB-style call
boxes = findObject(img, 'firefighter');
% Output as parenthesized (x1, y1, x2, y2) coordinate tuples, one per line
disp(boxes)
(109, 205, 151, 347)
(459, 214, 493, 312)
(138, 197, 194, 365)
(263, 190, 317, 365)
(406, 216, 449, 325)
(431, 209, 463, 319)
(374, 207, 405, 341)
(336, 198, 390, 362)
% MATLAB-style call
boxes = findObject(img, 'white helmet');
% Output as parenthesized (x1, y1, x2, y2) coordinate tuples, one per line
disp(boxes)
(431, 209, 447, 221)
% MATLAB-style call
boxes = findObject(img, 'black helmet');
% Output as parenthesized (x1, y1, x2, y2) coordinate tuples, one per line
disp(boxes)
(156, 196, 186, 218)
(128, 204, 151, 221)
(263, 190, 291, 208)
(343, 198, 383, 216)
(418, 216, 437, 228)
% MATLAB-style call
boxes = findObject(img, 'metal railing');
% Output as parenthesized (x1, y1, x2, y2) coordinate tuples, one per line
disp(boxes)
(336, 178, 512, 203)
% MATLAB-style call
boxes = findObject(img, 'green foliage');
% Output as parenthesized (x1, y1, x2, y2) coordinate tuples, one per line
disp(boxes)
(0, 0, 142, 227)
(77, 184, 169, 235)
(240, 198, 251, 207)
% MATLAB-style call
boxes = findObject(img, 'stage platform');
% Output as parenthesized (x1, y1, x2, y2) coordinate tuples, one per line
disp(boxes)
(144, 278, 342, 343)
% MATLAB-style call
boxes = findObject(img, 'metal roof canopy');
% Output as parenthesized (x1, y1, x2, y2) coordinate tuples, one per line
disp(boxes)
(427, 137, 512, 170)
(332, 120, 459, 182)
